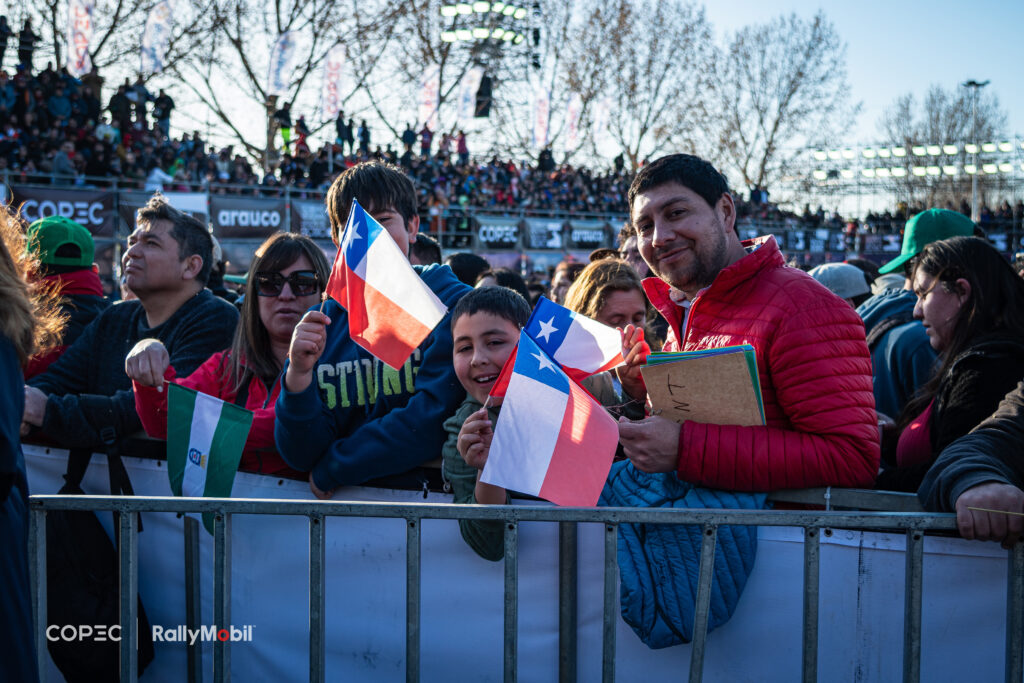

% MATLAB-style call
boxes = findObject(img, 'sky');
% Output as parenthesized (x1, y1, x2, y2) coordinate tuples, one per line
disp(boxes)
(703, 0, 1024, 145)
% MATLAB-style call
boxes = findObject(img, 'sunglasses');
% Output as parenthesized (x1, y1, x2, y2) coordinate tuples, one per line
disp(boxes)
(254, 270, 320, 297)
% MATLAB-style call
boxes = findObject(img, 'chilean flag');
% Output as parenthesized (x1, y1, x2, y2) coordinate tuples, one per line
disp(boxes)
(523, 296, 624, 383)
(323, 199, 447, 369)
(482, 332, 617, 507)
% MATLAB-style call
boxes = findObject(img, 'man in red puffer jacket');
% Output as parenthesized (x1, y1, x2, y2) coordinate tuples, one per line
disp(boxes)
(619, 154, 879, 491)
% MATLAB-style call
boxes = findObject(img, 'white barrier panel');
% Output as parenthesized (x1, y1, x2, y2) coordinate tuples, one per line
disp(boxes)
(24, 445, 1008, 682)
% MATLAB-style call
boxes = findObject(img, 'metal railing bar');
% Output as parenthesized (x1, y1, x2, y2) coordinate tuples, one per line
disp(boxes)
(558, 522, 578, 683)
(602, 524, 617, 683)
(902, 529, 924, 683)
(309, 514, 326, 683)
(504, 521, 518, 683)
(29, 507, 47, 682)
(118, 511, 139, 683)
(1005, 541, 1024, 683)
(802, 527, 821, 683)
(213, 513, 232, 683)
(688, 525, 718, 683)
(27, 496, 961, 531)
(406, 517, 421, 683)
(184, 517, 202, 683)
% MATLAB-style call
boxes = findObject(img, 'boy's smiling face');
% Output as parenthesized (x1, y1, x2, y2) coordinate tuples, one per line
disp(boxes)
(452, 311, 519, 405)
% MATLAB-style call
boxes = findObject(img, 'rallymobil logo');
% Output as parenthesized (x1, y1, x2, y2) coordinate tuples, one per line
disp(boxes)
(217, 209, 281, 228)
(47, 624, 254, 644)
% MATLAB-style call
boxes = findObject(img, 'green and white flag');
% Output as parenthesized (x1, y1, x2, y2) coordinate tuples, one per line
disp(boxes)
(166, 383, 254, 534)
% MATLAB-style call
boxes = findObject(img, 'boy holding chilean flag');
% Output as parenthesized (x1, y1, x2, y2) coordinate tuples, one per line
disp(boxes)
(275, 162, 471, 497)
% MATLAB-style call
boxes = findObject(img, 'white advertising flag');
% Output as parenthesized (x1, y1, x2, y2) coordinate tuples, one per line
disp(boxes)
(565, 93, 583, 151)
(418, 65, 440, 131)
(66, 0, 94, 77)
(457, 66, 485, 126)
(140, 0, 173, 74)
(267, 31, 299, 97)
(321, 45, 346, 120)
(533, 87, 551, 150)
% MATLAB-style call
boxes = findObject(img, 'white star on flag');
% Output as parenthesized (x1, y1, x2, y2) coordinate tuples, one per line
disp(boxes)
(536, 316, 558, 342)
(532, 352, 556, 373)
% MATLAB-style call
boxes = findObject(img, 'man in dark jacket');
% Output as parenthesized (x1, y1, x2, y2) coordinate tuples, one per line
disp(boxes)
(856, 209, 975, 419)
(23, 216, 110, 379)
(919, 381, 1024, 547)
(23, 195, 239, 451)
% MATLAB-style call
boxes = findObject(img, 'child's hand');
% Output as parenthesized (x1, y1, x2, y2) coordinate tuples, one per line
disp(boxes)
(617, 324, 650, 400)
(457, 408, 494, 470)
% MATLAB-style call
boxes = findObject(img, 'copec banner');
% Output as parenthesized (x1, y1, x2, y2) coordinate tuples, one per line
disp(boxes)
(118, 191, 208, 233)
(8, 186, 116, 237)
(210, 195, 287, 238)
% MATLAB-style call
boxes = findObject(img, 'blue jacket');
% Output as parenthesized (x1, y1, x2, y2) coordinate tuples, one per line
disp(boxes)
(275, 264, 470, 490)
(857, 289, 936, 419)
(599, 461, 766, 649)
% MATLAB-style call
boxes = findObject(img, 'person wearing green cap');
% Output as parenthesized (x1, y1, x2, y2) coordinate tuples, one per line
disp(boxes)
(23, 215, 109, 379)
(857, 209, 979, 419)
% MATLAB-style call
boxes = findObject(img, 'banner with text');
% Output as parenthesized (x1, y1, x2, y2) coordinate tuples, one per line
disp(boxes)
(8, 186, 115, 237)
(291, 198, 331, 239)
(211, 195, 287, 238)
(267, 32, 299, 97)
(523, 217, 564, 249)
(566, 219, 609, 250)
(476, 216, 521, 250)
(418, 65, 440, 131)
(141, 0, 174, 74)
(321, 45, 346, 121)
(66, 0, 95, 77)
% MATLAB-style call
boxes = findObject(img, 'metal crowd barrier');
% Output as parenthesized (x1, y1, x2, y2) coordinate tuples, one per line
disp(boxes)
(27, 495, 1024, 683)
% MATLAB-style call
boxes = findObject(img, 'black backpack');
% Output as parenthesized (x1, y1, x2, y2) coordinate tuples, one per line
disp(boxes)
(46, 447, 155, 681)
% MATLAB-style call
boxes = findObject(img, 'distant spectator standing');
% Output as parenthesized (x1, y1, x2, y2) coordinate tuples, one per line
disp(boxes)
(152, 88, 174, 138)
(0, 17, 12, 67)
(357, 119, 370, 155)
(50, 141, 76, 185)
(419, 123, 432, 157)
(273, 101, 292, 152)
(456, 130, 469, 166)
(337, 115, 354, 155)
(108, 84, 132, 132)
(47, 85, 71, 126)
(128, 76, 152, 129)
(17, 19, 36, 71)
(401, 122, 416, 151)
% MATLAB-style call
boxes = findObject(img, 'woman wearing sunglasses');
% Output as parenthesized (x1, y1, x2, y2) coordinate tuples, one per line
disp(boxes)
(127, 232, 330, 477)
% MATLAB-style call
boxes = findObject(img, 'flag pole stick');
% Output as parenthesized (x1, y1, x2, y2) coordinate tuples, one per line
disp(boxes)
(967, 506, 1024, 517)
(482, 395, 492, 411)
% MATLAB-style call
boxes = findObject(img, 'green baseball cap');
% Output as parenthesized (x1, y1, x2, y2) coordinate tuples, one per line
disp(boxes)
(26, 216, 95, 268)
(878, 209, 975, 274)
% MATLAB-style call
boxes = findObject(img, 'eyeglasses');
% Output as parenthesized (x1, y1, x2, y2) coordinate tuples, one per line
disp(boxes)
(254, 270, 320, 297)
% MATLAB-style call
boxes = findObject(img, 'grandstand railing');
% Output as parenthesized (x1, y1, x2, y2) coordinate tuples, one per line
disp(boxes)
(27, 494, 1024, 683)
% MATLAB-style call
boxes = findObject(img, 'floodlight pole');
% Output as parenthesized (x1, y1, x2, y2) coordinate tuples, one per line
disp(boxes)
(963, 79, 989, 223)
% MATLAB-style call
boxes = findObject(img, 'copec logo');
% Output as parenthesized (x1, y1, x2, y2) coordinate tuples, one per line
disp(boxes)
(47, 624, 255, 644)
(217, 209, 282, 228)
(479, 224, 518, 244)
(21, 199, 104, 227)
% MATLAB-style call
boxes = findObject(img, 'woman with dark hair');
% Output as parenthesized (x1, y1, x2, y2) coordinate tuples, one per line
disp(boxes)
(127, 232, 329, 477)
(0, 205, 64, 683)
(878, 236, 1024, 491)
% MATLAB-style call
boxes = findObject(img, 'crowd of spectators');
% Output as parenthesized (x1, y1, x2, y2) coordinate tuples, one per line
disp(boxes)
(0, 52, 1020, 233)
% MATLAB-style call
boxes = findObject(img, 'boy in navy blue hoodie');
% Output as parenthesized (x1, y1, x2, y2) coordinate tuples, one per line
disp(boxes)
(275, 161, 471, 497)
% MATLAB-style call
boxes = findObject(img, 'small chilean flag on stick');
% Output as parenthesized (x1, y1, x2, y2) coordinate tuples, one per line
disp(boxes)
(482, 331, 617, 507)
(323, 199, 447, 369)
(524, 296, 624, 383)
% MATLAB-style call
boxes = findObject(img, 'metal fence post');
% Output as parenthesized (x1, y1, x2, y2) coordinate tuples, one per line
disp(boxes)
(504, 520, 519, 683)
(213, 512, 232, 683)
(558, 522, 578, 683)
(903, 529, 924, 683)
(309, 514, 326, 683)
(406, 517, 421, 683)
(184, 517, 202, 683)
(602, 523, 618, 683)
(802, 527, 821, 683)
(689, 525, 718, 683)
(30, 506, 47, 681)
(1006, 541, 1024, 683)
(118, 511, 139, 683)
